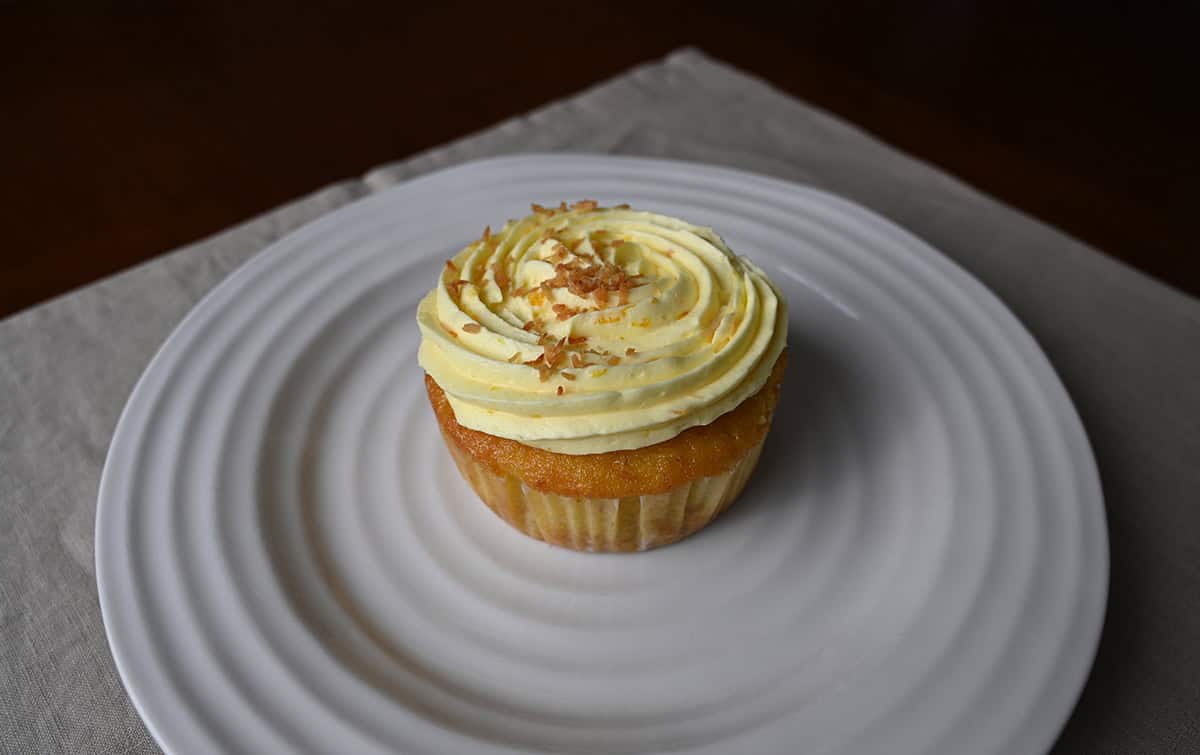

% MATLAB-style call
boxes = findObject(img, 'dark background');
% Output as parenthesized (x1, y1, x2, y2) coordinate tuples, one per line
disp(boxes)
(1, 1, 1194, 318)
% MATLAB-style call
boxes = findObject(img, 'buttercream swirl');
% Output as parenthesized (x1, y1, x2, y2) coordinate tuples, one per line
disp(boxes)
(416, 202, 787, 454)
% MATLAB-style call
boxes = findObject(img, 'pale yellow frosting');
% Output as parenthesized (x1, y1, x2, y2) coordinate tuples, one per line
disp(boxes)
(416, 202, 787, 454)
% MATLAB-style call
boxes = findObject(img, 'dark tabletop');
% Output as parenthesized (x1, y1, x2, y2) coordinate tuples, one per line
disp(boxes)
(1, 0, 1195, 320)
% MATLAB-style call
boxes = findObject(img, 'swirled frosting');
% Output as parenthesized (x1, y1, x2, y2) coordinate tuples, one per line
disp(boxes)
(416, 202, 787, 454)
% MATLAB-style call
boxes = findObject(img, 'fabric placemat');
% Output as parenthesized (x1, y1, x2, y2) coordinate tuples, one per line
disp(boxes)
(2, 48, 1196, 755)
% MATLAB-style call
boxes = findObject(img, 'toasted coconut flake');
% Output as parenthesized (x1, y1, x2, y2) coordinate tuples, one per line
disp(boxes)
(561, 371, 576, 381)
(570, 353, 586, 368)
(445, 259, 459, 273)
(558, 201, 569, 213)
(532, 253, 652, 312)
(524, 352, 553, 382)
(567, 335, 587, 345)
(447, 279, 469, 298)
(607, 355, 621, 366)
(544, 338, 567, 368)
(531, 203, 549, 215)
(511, 285, 531, 298)
(491, 262, 509, 291)
(625, 347, 637, 356)
(615, 203, 631, 209)
(481, 225, 491, 242)
(462, 323, 482, 334)
(508, 352, 521, 363)
(572, 200, 598, 211)
(556, 385, 564, 396)
(552, 303, 581, 321)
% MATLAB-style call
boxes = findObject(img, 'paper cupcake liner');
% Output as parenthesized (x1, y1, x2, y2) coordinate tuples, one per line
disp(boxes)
(440, 433, 766, 552)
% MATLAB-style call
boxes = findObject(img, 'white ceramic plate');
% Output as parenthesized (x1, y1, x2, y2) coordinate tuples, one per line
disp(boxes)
(97, 154, 1107, 754)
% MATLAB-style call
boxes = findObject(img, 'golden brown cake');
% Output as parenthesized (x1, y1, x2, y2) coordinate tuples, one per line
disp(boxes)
(416, 201, 788, 551)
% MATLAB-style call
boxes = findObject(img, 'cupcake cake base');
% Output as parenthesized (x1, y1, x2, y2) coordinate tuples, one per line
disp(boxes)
(426, 352, 785, 552)
(443, 429, 765, 552)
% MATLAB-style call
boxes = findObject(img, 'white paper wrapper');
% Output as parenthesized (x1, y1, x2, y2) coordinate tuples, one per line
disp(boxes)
(441, 433, 766, 552)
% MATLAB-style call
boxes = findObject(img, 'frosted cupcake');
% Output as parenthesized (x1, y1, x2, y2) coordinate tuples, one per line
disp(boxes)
(417, 201, 787, 552)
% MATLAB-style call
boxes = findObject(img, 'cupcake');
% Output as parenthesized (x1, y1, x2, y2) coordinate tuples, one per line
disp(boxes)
(417, 201, 787, 552)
